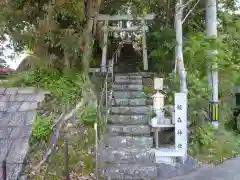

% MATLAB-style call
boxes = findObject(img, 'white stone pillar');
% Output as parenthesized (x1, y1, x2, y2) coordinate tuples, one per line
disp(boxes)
(141, 20, 148, 71)
(101, 20, 108, 72)
(174, 92, 187, 163)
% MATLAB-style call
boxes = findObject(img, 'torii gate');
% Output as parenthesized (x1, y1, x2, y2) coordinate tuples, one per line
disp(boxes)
(97, 14, 155, 72)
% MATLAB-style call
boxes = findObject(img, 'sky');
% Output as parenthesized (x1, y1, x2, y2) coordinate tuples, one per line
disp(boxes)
(237, 0, 240, 13)
(0, 36, 27, 70)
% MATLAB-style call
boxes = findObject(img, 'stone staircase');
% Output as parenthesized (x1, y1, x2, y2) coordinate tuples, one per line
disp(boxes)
(98, 42, 198, 179)
(115, 44, 143, 73)
(101, 74, 158, 180)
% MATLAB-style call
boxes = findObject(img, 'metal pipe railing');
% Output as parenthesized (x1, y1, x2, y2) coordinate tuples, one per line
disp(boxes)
(95, 41, 123, 179)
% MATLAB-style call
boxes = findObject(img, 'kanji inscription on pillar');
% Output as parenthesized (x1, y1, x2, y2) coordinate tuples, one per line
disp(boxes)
(174, 93, 187, 154)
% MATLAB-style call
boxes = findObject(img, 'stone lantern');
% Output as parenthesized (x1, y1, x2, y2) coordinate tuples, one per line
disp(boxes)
(151, 78, 165, 126)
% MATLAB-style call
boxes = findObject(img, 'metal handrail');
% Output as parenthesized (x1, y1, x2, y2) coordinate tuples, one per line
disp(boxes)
(99, 41, 123, 112)
(95, 40, 123, 179)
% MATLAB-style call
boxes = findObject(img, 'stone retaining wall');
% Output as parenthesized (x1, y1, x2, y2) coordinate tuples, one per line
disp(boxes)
(0, 87, 46, 180)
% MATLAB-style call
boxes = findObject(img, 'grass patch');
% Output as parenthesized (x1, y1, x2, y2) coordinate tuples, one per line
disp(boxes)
(189, 128, 240, 164)
(31, 115, 53, 142)
(26, 125, 96, 179)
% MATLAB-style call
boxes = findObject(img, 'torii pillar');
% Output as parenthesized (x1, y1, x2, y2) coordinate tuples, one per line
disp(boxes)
(101, 20, 108, 72)
(141, 19, 148, 71)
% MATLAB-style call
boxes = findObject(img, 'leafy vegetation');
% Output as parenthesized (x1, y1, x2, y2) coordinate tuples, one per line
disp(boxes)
(7, 67, 85, 105)
(27, 124, 96, 179)
(31, 115, 53, 142)
(76, 102, 98, 126)
(145, 1, 240, 163)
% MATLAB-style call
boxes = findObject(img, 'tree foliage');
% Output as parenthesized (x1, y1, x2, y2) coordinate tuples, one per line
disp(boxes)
(146, 0, 240, 161)
(0, 0, 102, 71)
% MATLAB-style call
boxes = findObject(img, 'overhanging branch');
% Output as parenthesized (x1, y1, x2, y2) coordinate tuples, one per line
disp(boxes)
(182, 0, 201, 24)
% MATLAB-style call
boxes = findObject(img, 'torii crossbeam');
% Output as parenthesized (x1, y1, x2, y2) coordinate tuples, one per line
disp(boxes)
(97, 13, 155, 72)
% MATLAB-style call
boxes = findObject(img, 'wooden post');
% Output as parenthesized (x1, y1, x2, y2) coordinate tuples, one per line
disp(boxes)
(64, 139, 69, 180)
(141, 20, 148, 71)
(94, 123, 99, 179)
(101, 20, 108, 72)
(2, 160, 6, 180)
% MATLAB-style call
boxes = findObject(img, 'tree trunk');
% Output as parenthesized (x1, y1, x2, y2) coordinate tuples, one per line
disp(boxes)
(175, 0, 187, 93)
(81, 0, 102, 74)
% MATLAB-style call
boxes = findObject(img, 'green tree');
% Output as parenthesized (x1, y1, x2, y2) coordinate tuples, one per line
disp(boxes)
(0, 0, 103, 72)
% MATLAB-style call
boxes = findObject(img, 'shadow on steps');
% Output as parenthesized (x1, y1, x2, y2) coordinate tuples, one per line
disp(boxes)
(115, 43, 144, 73)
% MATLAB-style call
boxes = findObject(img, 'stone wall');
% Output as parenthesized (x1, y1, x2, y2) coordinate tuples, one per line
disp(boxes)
(0, 87, 46, 180)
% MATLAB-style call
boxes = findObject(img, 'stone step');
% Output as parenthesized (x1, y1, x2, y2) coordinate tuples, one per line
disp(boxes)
(116, 72, 156, 77)
(110, 106, 151, 115)
(108, 115, 149, 125)
(102, 164, 158, 180)
(113, 91, 145, 98)
(156, 156, 177, 165)
(113, 98, 146, 106)
(104, 136, 153, 148)
(156, 156, 199, 179)
(102, 147, 155, 164)
(155, 145, 184, 165)
(115, 75, 142, 84)
(112, 84, 143, 91)
(106, 125, 150, 135)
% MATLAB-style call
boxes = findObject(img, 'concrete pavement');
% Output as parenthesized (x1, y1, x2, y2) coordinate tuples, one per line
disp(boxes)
(169, 156, 240, 180)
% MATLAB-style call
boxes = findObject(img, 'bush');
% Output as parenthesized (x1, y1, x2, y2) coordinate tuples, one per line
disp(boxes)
(77, 102, 98, 126)
(148, 28, 240, 163)
(31, 115, 52, 142)
(6, 67, 85, 105)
